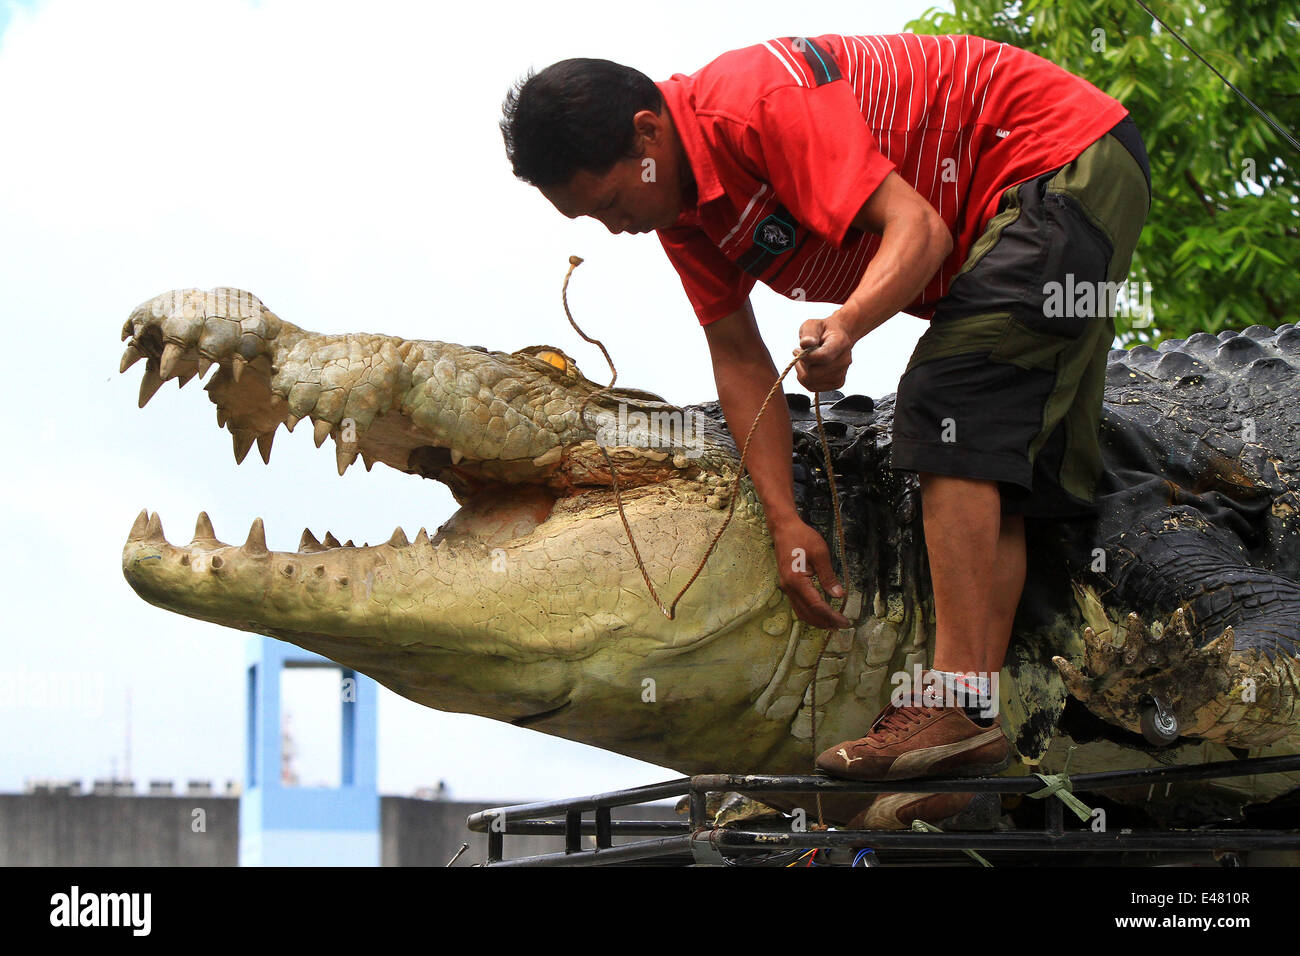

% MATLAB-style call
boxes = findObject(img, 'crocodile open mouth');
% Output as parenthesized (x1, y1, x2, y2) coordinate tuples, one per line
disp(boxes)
(118, 287, 745, 599)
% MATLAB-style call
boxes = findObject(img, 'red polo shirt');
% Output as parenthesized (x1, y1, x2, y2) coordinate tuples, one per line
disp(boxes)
(655, 34, 1129, 324)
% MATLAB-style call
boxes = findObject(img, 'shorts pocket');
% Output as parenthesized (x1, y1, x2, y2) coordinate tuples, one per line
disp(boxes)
(1021, 190, 1114, 341)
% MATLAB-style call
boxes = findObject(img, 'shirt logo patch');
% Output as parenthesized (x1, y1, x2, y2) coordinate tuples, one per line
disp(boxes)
(753, 215, 795, 254)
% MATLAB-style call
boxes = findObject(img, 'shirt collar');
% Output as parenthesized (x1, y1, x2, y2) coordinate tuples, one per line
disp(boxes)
(656, 76, 726, 223)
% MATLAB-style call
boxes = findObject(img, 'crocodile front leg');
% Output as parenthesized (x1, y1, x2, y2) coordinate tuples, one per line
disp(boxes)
(1055, 505, 1300, 748)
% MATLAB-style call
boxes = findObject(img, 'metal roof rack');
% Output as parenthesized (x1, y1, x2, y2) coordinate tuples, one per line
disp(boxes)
(464, 753, 1300, 866)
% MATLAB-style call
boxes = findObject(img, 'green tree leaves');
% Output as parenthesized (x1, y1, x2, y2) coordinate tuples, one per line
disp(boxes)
(907, 0, 1299, 343)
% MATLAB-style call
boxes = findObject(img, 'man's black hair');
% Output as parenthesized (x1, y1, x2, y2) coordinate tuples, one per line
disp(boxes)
(500, 58, 665, 188)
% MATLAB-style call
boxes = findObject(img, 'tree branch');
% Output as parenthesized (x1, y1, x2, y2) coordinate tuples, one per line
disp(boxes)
(1184, 169, 1218, 218)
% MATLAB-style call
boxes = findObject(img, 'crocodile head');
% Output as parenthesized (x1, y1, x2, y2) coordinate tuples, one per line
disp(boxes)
(118, 287, 896, 776)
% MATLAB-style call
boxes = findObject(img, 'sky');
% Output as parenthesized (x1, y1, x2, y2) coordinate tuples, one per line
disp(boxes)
(0, 0, 939, 803)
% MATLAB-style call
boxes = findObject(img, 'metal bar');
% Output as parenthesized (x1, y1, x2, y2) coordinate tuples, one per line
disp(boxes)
(595, 807, 612, 848)
(480, 835, 696, 868)
(688, 755, 1300, 797)
(1058, 753, 1300, 789)
(689, 791, 707, 829)
(466, 778, 690, 831)
(709, 828, 1300, 852)
(465, 754, 1300, 865)
(476, 826, 1300, 866)
(476, 819, 688, 836)
(564, 809, 582, 854)
(1046, 795, 1064, 836)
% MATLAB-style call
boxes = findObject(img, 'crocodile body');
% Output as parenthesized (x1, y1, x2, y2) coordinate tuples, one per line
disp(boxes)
(118, 289, 1300, 826)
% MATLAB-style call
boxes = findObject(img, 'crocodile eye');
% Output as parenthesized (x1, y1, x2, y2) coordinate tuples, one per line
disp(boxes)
(534, 350, 570, 372)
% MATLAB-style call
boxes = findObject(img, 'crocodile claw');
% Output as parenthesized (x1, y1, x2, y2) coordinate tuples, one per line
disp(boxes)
(1057, 592, 1236, 744)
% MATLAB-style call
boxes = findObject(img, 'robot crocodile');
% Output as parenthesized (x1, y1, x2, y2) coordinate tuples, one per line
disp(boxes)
(118, 288, 1300, 827)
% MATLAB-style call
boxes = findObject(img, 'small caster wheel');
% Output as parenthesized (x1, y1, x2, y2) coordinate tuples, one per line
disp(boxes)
(1139, 695, 1179, 746)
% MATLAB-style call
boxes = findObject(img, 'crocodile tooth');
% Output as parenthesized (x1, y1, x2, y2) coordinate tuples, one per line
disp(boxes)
(343, 539, 356, 548)
(128, 509, 150, 541)
(323, 532, 342, 549)
(176, 367, 197, 388)
(160, 342, 184, 380)
(144, 511, 166, 543)
(285, 414, 300, 433)
(450, 448, 464, 465)
(121, 319, 134, 342)
(299, 529, 324, 553)
(120, 344, 143, 373)
(191, 511, 219, 545)
(138, 365, 165, 408)
(389, 527, 409, 547)
(314, 420, 332, 448)
(216, 407, 228, 429)
(414, 527, 429, 545)
(243, 517, 268, 555)
(257, 431, 275, 464)
(532, 446, 562, 467)
(362, 453, 375, 472)
(337, 445, 358, 476)
(197, 355, 213, 378)
(232, 429, 256, 464)
(231, 355, 247, 383)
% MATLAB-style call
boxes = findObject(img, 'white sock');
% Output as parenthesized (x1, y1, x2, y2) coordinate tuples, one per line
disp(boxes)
(930, 669, 992, 711)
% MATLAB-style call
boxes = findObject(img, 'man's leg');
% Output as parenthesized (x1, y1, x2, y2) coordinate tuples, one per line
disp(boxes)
(986, 512, 1026, 675)
(921, 473, 999, 674)
(921, 473, 1026, 708)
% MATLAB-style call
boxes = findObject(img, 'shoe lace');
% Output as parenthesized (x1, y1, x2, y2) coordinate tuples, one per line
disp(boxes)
(873, 705, 927, 735)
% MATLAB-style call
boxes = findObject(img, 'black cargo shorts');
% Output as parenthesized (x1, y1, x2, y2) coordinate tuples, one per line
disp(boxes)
(891, 115, 1151, 517)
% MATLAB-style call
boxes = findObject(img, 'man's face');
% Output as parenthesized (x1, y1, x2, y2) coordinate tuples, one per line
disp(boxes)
(538, 108, 686, 235)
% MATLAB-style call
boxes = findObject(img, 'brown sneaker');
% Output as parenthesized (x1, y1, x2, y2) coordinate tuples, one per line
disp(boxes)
(850, 790, 1002, 831)
(815, 703, 1009, 781)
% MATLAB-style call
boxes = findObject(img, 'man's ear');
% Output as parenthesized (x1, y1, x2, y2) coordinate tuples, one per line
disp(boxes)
(631, 108, 665, 148)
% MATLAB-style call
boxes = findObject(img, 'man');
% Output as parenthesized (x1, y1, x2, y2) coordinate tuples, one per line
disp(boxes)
(501, 33, 1150, 828)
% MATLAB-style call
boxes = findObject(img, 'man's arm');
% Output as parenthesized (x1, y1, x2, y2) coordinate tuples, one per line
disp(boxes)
(836, 171, 953, 342)
(703, 300, 851, 630)
(796, 171, 953, 392)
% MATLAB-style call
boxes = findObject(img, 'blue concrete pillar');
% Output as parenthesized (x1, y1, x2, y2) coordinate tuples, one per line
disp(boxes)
(240, 637, 379, 866)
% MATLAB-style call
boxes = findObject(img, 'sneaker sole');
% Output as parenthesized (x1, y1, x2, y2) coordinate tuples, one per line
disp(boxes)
(864, 791, 1002, 831)
(882, 729, 1012, 780)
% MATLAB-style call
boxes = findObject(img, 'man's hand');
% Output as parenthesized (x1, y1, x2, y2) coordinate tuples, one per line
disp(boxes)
(769, 514, 852, 630)
(793, 315, 854, 393)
